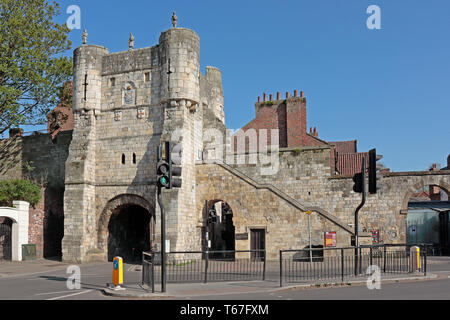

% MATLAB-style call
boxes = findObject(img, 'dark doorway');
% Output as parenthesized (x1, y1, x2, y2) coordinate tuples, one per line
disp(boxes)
(107, 205, 151, 263)
(250, 229, 265, 261)
(0, 217, 13, 261)
(439, 211, 449, 254)
(44, 210, 64, 259)
(204, 200, 235, 260)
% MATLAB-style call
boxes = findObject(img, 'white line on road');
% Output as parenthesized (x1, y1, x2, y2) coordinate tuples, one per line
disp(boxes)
(35, 290, 83, 296)
(45, 289, 93, 300)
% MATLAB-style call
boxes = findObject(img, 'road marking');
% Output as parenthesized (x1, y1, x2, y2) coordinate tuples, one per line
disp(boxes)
(35, 290, 83, 296)
(45, 289, 93, 300)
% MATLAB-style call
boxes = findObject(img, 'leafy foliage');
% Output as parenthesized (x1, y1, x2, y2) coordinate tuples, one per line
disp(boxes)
(0, 179, 42, 207)
(0, 0, 72, 135)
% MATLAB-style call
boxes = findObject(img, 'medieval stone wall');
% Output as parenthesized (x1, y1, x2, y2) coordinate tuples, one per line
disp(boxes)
(0, 131, 71, 258)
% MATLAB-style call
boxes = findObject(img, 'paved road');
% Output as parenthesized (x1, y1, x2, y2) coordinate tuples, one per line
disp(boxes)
(0, 256, 449, 300)
(174, 274, 450, 300)
(0, 263, 141, 300)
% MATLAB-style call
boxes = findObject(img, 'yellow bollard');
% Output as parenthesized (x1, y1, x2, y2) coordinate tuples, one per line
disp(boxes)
(416, 247, 421, 269)
(112, 256, 123, 288)
(410, 246, 420, 272)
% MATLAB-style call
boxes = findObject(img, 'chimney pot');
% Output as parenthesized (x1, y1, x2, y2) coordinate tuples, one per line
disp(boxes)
(269, 94, 273, 101)
(277, 92, 281, 100)
(294, 90, 298, 97)
(286, 92, 290, 99)
(257, 96, 261, 103)
(300, 91, 304, 98)
(263, 93, 267, 102)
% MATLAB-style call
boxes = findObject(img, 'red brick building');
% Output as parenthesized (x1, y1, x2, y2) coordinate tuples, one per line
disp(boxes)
(235, 90, 372, 176)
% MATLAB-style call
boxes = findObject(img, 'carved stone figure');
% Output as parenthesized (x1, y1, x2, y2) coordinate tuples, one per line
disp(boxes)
(172, 12, 177, 28)
(82, 29, 88, 44)
(129, 33, 134, 49)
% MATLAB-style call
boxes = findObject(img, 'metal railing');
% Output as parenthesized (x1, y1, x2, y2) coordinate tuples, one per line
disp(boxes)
(142, 250, 266, 292)
(279, 244, 428, 287)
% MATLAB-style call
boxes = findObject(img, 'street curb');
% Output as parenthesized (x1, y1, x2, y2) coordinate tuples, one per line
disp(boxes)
(275, 273, 438, 292)
(100, 274, 438, 298)
(102, 287, 173, 298)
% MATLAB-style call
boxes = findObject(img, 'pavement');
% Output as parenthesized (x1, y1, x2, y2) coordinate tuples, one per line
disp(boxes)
(0, 256, 448, 300)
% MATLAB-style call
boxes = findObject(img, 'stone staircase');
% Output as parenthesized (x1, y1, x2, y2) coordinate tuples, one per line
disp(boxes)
(216, 162, 354, 235)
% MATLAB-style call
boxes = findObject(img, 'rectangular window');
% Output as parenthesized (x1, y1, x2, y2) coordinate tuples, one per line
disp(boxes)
(144, 72, 150, 82)
(110, 77, 115, 86)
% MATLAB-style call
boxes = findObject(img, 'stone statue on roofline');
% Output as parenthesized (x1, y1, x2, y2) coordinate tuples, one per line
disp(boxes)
(82, 29, 88, 44)
(172, 12, 177, 28)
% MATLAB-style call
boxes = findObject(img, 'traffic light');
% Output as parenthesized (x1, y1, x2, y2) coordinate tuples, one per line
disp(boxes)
(166, 141, 182, 189)
(156, 159, 170, 188)
(368, 148, 383, 194)
(156, 142, 182, 189)
(352, 172, 363, 193)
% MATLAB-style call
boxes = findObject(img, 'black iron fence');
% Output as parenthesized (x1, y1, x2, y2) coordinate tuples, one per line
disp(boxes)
(142, 250, 266, 292)
(279, 244, 428, 287)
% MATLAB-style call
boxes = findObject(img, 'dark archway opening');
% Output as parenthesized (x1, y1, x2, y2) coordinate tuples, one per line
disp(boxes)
(0, 217, 13, 261)
(107, 205, 151, 263)
(203, 200, 235, 260)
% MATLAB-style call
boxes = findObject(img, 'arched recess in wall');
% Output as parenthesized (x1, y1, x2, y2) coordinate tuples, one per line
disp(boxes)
(97, 194, 155, 262)
(201, 199, 236, 260)
(400, 180, 450, 214)
(400, 179, 450, 255)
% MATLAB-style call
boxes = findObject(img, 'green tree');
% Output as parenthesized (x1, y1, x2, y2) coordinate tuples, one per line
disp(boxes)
(0, 0, 72, 135)
(0, 179, 41, 207)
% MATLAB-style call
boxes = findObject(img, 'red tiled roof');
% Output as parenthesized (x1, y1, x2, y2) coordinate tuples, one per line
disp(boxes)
(329, 140, 357, 154)
(336, 152, 369, 176)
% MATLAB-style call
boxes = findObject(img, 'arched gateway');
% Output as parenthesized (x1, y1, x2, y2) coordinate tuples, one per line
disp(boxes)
(98, 194, 155, 263)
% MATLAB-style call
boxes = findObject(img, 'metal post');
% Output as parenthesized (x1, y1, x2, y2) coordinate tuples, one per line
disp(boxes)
(308, 214, 312, 265)
(157, 186, 166, 292)
(204, 250, 209, 284)
(151, 252, 155, 293)
(263, 250, 266, 281)
(370, 246, 373, 267)
(354, 156, 366, 276)
(341, 248, 344, 283)
(141, 252, 144, 286)
(383, 245, 387, 273)
(279, 250, 283, 287)
(424, 247, 427, 276)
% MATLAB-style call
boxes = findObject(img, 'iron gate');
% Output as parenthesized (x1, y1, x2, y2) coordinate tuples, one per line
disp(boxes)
(0, 220, 12, 260)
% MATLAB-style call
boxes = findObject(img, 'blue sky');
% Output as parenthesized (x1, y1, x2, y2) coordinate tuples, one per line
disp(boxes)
(49, 0, 449, 171)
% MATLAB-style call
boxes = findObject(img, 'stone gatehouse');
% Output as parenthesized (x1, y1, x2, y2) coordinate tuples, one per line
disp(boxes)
(0, 17, 449, 262)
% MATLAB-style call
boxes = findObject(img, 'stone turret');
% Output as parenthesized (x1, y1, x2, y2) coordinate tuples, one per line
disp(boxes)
(72, 44, 109, 112)
(205, 66, 224, 124)
(62, 40, 109, 263)
(159, 27, 200, 110)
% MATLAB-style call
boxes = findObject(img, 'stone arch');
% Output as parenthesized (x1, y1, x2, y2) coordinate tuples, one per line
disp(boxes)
(201, 198, 236, 259)
(400, 178, 450, 213)
(0, 201, 29, 261)
(97, 194, 155, 256)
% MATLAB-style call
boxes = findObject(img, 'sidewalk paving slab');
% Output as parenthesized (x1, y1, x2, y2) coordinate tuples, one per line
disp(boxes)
(101, 273, 438, 299)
